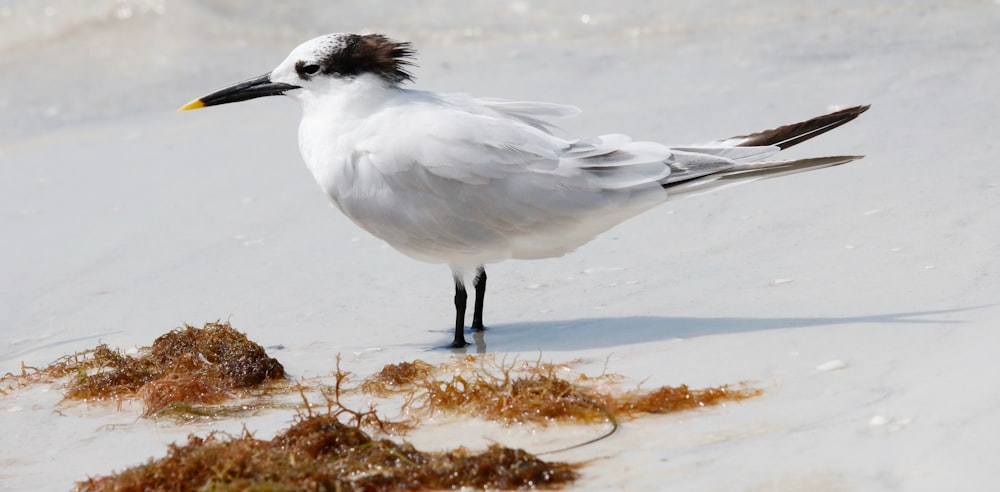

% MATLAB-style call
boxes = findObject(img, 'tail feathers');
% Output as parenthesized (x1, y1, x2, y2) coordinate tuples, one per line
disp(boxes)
(663, 155, 863, 197)
(723, 105, 870, 150)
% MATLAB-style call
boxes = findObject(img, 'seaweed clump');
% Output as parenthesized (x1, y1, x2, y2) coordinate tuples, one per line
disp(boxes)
(16, 321, 285, 415)
(610, 384, 751, 415)
(76, 413, 579, 491)
(366, 356, 761, 428)
(361, 359, 435, 396)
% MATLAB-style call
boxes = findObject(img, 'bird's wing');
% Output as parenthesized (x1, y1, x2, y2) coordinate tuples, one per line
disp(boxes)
(658, 106, 870, 196)
(659, 145, 780, 185)
(361, 102, 566, 184)
(663, 155, 861, 197)
(366, 98, 673, 188)
(477, 97, 581, 132)
(344, 101, 674, 263)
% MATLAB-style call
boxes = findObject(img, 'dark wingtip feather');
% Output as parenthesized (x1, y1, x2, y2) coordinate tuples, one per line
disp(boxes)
(734, 105, 870, 150)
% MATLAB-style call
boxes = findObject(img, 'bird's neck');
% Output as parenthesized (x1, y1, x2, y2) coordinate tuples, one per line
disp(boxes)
(295, 74, 402, 198)
(300, 74, 398, 123)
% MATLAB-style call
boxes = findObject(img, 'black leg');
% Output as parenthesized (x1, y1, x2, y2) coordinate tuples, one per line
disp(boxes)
(471, 266, 487, 331)
(451, 276, 469, 348)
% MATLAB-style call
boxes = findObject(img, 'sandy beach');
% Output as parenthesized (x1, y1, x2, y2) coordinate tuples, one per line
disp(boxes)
(3, 1, 1000, 490)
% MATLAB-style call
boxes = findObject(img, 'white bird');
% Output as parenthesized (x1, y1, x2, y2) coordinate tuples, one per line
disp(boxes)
(181, 33, 868, 348)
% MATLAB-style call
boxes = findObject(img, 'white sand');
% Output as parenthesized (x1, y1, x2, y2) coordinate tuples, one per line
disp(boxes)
(3, 1, 1000, 490)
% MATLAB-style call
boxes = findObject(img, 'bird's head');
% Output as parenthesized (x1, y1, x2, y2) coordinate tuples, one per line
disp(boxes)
(179, 33, 415, 111)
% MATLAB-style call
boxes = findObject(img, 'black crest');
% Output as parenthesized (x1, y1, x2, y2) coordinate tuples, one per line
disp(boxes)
(307, 34, 415, 85)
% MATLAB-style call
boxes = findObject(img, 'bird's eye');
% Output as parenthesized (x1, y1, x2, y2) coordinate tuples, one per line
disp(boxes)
(302, 64, 321, 76)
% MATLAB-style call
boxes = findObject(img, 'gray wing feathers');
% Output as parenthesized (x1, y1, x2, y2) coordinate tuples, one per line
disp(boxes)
(565, 136, 672, 189)
(663, 155, 863, 197)
(479, 98, 581, 131)
(659, 106, 869, 195)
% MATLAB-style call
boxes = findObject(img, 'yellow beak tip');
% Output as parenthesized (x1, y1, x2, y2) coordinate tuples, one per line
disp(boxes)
(178, 99, 205, 112)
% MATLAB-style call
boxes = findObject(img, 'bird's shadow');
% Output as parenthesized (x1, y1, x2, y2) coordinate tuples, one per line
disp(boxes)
(449, 307, 978, 354)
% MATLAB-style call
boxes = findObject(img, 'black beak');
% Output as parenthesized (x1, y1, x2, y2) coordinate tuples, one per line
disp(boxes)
(179, 73, 300, 111)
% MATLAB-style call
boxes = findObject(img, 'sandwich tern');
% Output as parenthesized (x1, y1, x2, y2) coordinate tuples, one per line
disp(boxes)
(180, 33, 868, 348)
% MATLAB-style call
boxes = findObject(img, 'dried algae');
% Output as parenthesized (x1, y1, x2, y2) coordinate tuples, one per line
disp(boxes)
(4, 321, 285, 415)
(77, 411, 578, 491)
(4, 322, 762, 491)
(364, 355, 760, 427)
